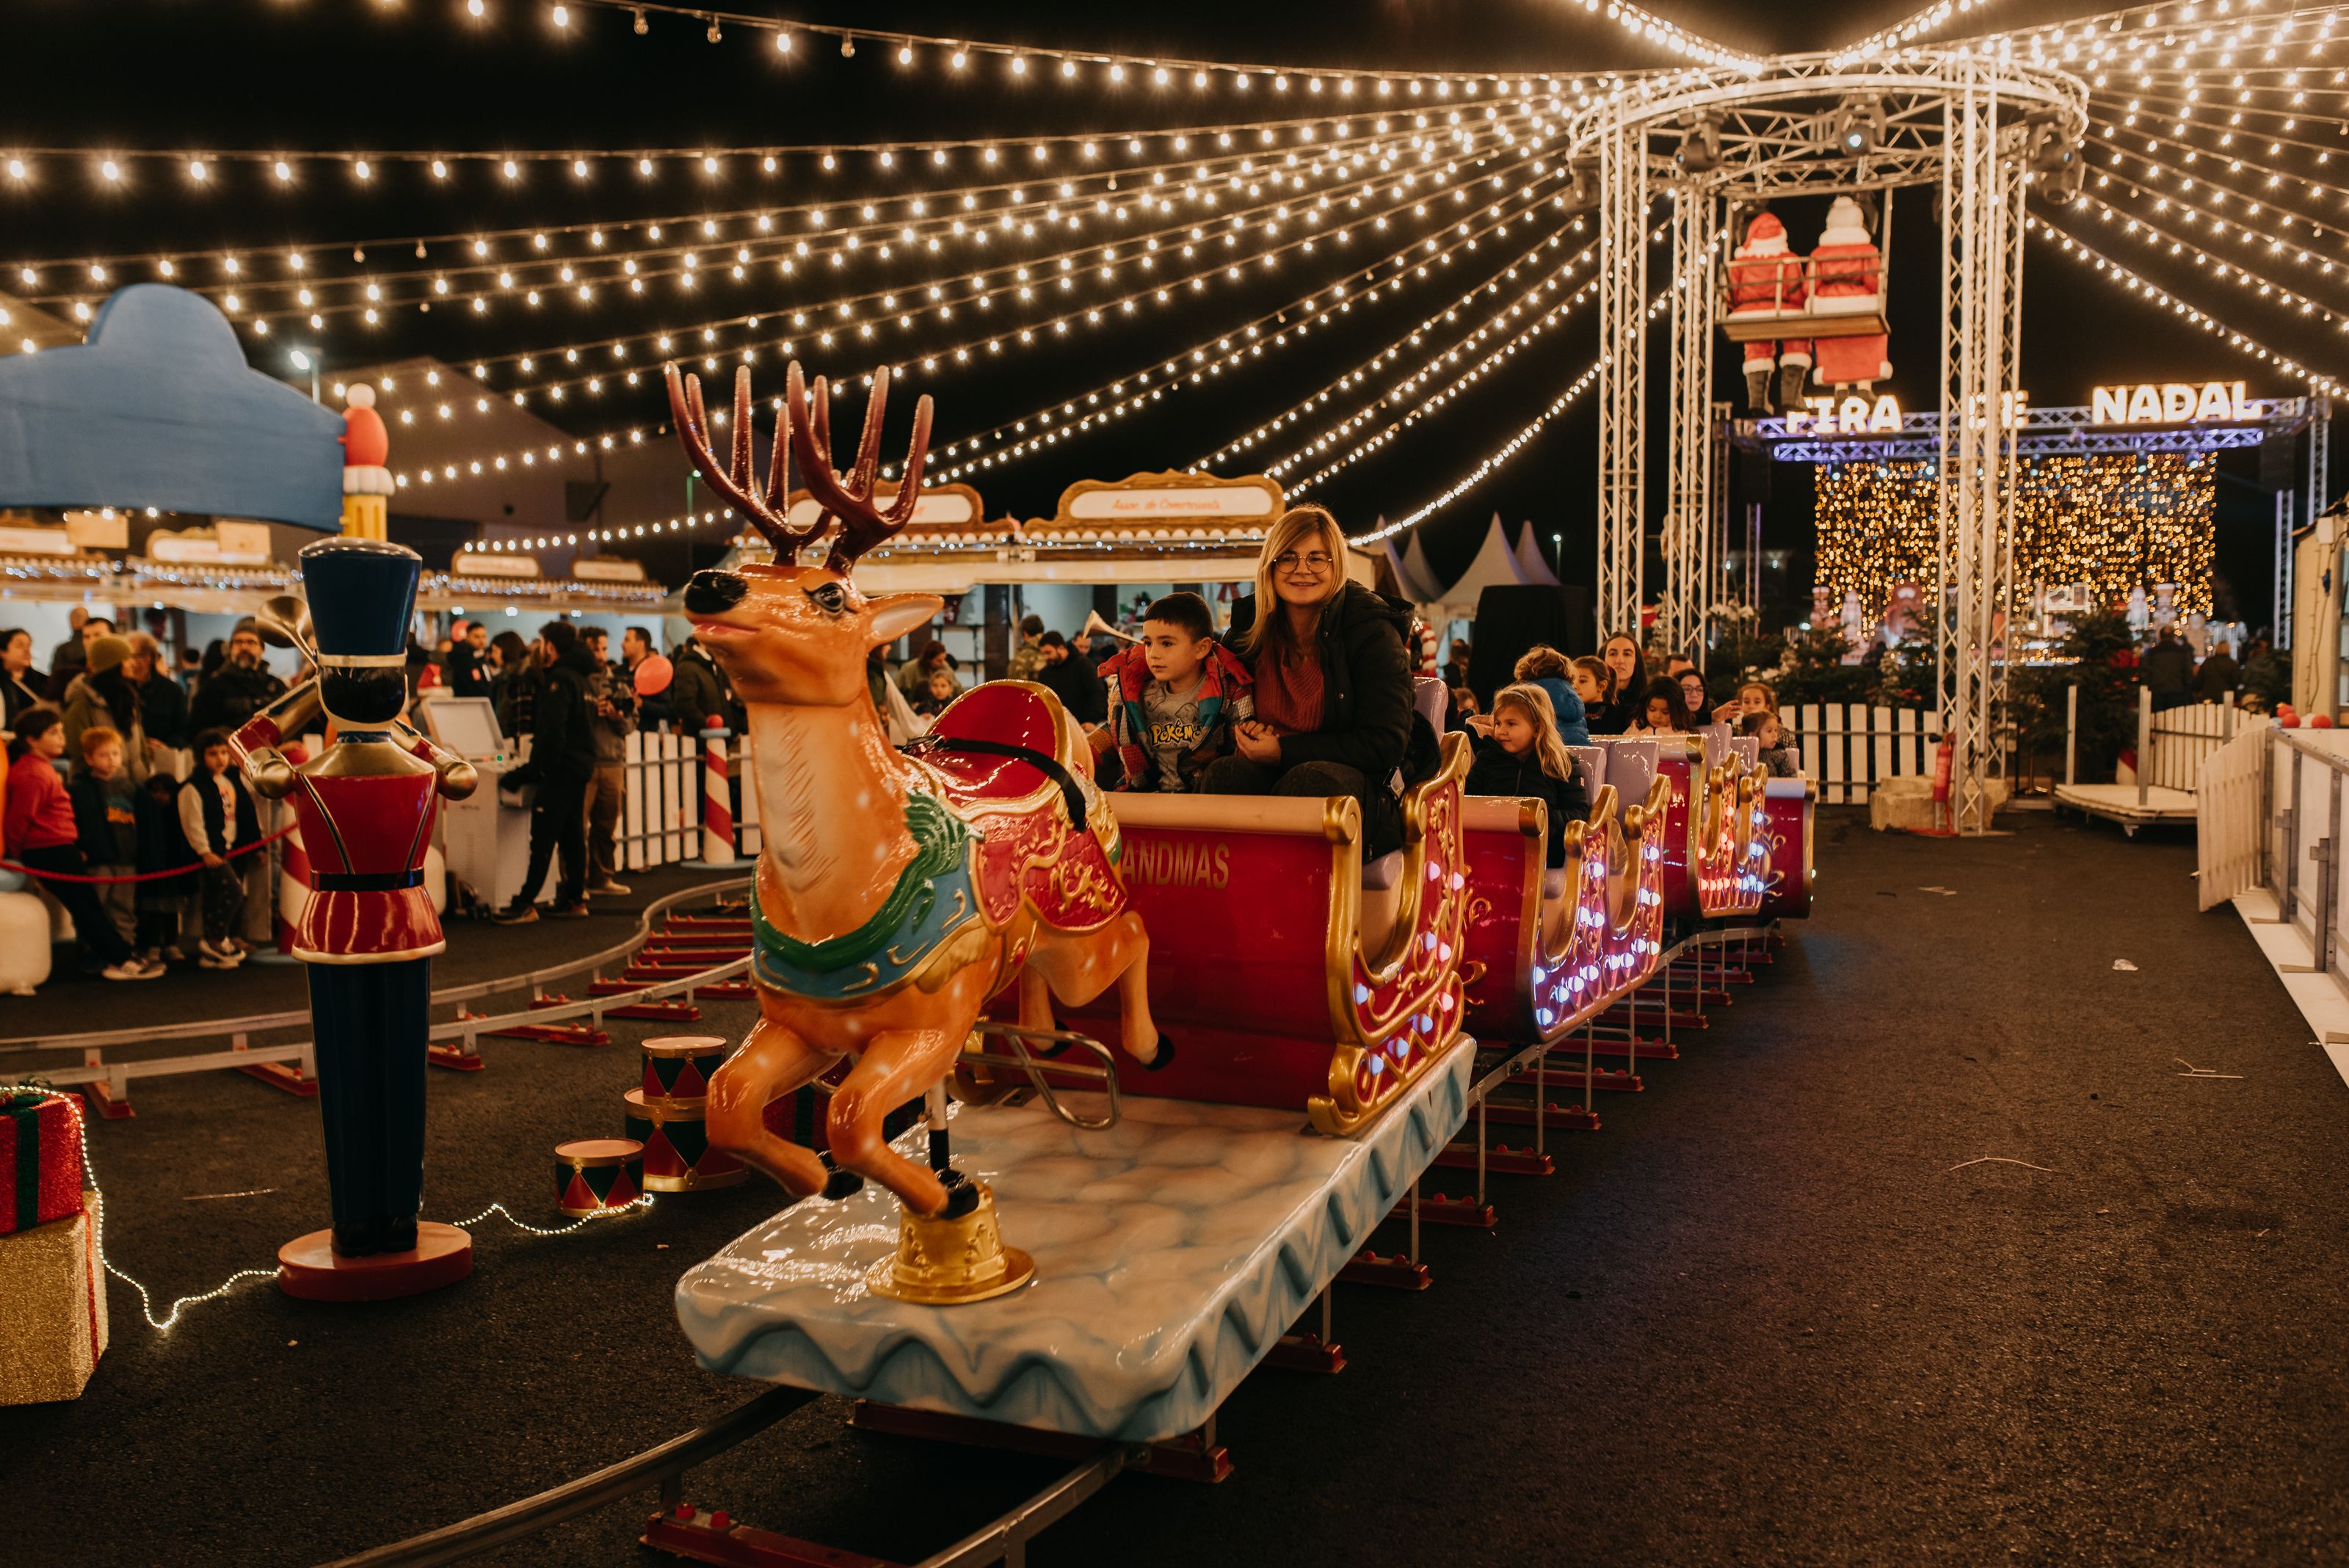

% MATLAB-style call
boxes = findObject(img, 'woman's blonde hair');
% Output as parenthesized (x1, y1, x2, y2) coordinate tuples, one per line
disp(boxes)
(1238, 504, 1348, 661)
(1492, 682, 1574, 782)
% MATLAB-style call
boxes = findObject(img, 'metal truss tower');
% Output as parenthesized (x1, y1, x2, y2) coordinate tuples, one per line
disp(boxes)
(1935, 68, 2027, 835)
(1594, 112, 1650, 640)
(1662, 181, 1719, 661)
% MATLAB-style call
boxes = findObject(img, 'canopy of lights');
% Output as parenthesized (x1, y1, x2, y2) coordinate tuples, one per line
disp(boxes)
(3, 0, 2342, 572)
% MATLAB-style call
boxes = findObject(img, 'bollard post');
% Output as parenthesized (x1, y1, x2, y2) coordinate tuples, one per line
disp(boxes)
(2064, 683, 2078, 787)
(688, 725, 736, 868)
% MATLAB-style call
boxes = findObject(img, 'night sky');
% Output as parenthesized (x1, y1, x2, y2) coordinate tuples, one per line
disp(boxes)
(1, 0, 2316, 618)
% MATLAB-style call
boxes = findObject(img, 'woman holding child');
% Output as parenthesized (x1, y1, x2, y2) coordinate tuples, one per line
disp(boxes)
(1199, 505, 1420, 857)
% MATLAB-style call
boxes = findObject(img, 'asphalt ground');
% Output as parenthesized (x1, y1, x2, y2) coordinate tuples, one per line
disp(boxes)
(2, 810, 2342, 1567)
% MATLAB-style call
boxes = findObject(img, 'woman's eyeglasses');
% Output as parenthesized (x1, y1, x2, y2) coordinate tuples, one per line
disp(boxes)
(1274, 551, 1334, 573)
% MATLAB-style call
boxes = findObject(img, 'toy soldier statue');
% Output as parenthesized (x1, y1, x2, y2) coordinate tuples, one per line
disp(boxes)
(232, 537, 482, 1300)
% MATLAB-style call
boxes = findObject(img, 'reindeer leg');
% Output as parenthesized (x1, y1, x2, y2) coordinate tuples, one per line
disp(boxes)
(705, 1014, 842, 1199)
(827, 1028, 962, 1216)
(1027, 912, 1162, 1067)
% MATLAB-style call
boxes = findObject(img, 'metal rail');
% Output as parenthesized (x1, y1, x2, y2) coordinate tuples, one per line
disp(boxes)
(317, 1385, 819, 1568)
(915, 1448, 1132, 1568)
(0, 876, 751, 1059)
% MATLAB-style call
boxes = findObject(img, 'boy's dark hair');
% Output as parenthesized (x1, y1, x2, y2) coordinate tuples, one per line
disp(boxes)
(192, 727, 231, 755)
(1141, 592, 1215, 645)
(1019, 614, 1045, 637)
(1038, 630, 1068, 650)
(13, 705, 61, 744)
(541, 620, 580, 655)
(1739, 711, 1779, 739)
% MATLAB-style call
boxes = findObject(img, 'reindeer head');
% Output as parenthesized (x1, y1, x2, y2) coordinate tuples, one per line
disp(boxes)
(669, 360, 941, 708)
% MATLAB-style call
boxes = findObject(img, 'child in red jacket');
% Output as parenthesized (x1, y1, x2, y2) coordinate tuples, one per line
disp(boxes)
(4, 708, 157, 979)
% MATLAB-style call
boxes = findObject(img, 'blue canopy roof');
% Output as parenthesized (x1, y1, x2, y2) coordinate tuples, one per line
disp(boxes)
(0, 284, 345, 530)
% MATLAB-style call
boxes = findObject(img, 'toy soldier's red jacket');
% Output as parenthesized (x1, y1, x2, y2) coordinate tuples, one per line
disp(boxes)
(233, 713, 450, 964)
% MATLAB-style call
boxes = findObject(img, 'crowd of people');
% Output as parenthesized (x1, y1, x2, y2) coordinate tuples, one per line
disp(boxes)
(1, 529, 1815, 984)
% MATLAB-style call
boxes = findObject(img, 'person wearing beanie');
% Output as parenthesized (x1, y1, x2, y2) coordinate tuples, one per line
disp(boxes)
(188, 617, 288, 737)
(1726, 209, 1811, 412)
(61, 632, 161, 784)
(1809, 195, 1892, 391)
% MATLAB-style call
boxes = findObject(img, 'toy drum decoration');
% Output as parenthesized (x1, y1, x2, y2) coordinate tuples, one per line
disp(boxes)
(553, 1138, 644, 1216)
(624, 1089, 748, 1191)
(642, 1035, 731, 1108)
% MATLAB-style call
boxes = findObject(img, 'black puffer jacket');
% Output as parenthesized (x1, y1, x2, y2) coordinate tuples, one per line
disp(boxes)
(1227, 581, 1418, 783)
(515, 645, 599, 785)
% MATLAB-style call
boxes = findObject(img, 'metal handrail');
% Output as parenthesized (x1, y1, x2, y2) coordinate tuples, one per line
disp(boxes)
(317, 1385, 818, 1568)
(962, 1021, 1123, 1132)
(0, 876, 750, 1058)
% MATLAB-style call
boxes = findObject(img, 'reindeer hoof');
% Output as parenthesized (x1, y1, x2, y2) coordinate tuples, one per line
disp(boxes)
(818, 1153, 865, 1201)
(1139, 1034, 1176, 1072)
(940, 1175, 981, 1221)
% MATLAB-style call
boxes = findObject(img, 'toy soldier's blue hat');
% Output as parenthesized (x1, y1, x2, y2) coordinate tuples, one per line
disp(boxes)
(298, 537, 420, 667)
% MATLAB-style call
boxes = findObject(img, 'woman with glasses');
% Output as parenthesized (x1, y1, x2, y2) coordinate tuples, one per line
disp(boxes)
(1201, 505, 1420, 857)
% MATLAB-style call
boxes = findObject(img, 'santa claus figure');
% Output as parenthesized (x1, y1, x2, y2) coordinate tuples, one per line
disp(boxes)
(1808, 196, 1892, 392)
(1726, 210, 1811, 413)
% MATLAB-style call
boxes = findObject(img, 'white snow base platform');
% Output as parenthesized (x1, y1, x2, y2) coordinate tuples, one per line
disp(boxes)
(675, 1039, 1475, 1442)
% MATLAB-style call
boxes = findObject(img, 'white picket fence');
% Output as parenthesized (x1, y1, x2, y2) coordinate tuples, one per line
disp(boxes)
(1789, 703, 1947, 805)
(615, 729, 762, 871)
(2146, 701, 2245, 794)
(2195, 727, 2265, 910)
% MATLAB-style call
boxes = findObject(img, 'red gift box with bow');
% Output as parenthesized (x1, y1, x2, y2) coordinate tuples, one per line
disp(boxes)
(1, 1090, 87, 1237)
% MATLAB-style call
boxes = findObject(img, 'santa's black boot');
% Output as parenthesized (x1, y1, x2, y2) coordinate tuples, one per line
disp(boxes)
(1744, 364, 1773, 413)
(1776, 360, 1809, 411)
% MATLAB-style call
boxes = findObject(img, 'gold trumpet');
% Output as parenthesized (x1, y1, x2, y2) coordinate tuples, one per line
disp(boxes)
(1078, 609, 1139, 645)
(255, 594, 320, 668)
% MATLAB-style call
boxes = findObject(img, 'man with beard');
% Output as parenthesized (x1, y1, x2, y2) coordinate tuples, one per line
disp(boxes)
(189, 620, 289, 736)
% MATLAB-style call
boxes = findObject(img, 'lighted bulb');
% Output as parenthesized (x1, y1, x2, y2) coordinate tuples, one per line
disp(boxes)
(431, 159, 449, 179)
(354, 159, 371, 181)
(898, 43, 912, 64)
(638, 157, 653, 175)
(188, 159, 207, 182)
(4, 160, 23, 180)
(468, 0, 484, 16)
(551, 3, 567, 24)
(100, 159, 121, 182)
(774, 30, 791, 52)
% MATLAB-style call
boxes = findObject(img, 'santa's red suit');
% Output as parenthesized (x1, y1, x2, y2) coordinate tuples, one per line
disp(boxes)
(1726, 211, 1811, 412)
(1808, 196, 1891, 391)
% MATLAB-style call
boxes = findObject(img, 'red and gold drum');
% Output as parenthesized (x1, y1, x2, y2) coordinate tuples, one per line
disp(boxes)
(553, 1138, 643, 1216)
(641, 1034, 731, 1108)
(623, 1089, 747, 1191)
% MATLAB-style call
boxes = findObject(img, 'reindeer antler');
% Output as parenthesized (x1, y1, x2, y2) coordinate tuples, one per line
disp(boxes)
(784, 360, 934, 571)
(664, 363, 824, 558)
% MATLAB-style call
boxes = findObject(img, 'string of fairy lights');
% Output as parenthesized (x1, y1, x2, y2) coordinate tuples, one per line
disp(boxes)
(392, 141, 1573, 491)
(12, 1083, 658, 1335)
(12, 108, 1504, 305)
(929, 195, 1584, 485)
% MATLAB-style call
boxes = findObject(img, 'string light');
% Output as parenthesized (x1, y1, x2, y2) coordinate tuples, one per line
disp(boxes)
(1831, 0, 1993, 67)
(12, 108, 1548, 341)
(932, 176, 1581, 482)
(383, 137, 1562, 464)
(2028, 216, 2347, 397)
(7, 1084, 658, 1334)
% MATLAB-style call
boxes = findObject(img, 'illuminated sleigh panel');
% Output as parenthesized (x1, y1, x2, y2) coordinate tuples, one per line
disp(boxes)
(1459, 751, 1673, 1050)
(1072, 733, 1473, 1136)
(1758, 776, 1815, 920)
(1691, 729, 1771, 920)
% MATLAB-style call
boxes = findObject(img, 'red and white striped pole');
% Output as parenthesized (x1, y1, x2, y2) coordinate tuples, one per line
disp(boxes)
(691, 722, 736, 868)
(272, 742, 313, 959)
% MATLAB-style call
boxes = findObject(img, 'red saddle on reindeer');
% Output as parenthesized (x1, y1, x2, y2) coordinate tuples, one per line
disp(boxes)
(911, 681, 1130, 935)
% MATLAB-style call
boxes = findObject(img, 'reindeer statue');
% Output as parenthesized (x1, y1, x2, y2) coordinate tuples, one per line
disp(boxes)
(666, 358, 1162, 1304)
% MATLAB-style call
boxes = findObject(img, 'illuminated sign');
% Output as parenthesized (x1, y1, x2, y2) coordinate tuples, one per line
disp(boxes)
(1783, 393, 1903, 436)
(2089, 381, 2249, 425)
(1782, 390, 2032, 436)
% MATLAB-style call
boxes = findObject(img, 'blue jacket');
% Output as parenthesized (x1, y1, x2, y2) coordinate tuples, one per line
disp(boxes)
(1528, 677, 1592, 747)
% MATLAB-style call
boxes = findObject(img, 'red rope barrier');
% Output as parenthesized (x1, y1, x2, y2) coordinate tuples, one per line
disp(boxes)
(1, 824, 299, 885)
